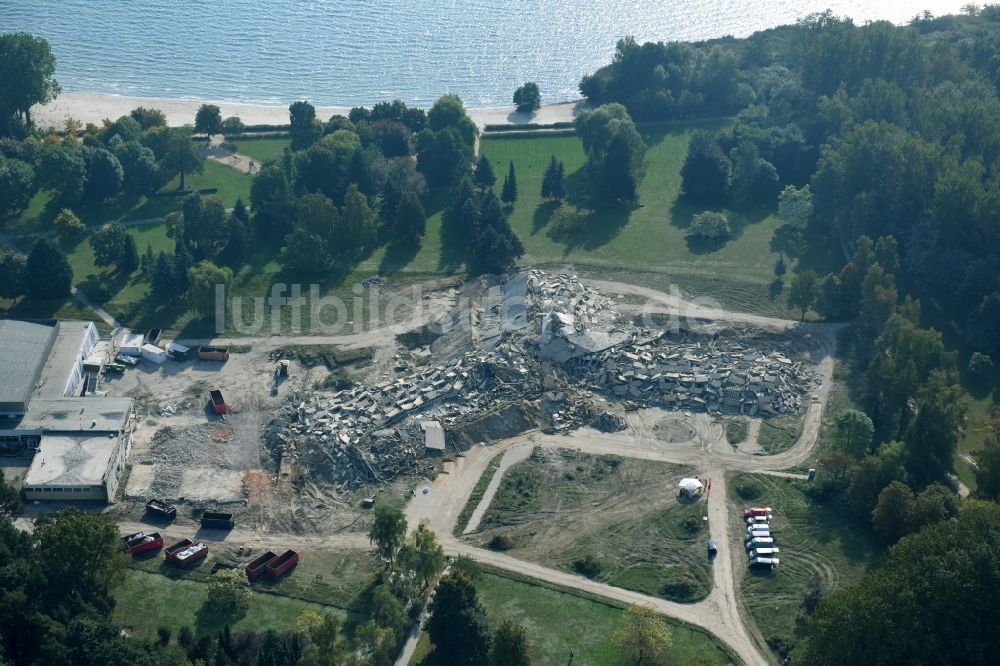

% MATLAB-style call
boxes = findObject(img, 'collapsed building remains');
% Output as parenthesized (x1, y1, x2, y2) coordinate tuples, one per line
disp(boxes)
(268, 270, 819, 490)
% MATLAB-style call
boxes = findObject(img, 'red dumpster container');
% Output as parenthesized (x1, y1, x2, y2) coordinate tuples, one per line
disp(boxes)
(164, 538, 194, 562)
(199, 346, 230, 362)
(245, 550, 278, 581)
(122, 531, 164, 555)
(174, 542, 208, 567)
(210, 389, 227, 415)
(266, 549, 299, 578)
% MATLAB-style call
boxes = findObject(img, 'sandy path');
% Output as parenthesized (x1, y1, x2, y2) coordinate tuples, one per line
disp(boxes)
(462, 444, 533, 534)
(32, 92, 583, 131)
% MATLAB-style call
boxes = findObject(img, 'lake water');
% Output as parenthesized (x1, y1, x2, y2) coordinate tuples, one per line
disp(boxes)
(0, 0, 968, 108)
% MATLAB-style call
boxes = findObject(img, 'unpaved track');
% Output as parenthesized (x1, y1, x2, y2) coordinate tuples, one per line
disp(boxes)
(404, 284, 841, 666)
(99, 277, 838, 666)
(462, 444, 533, 534)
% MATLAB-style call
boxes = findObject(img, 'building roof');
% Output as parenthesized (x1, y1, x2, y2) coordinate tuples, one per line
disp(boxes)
(37, 321, 98, 399)
(13, 397, 134, 434)
(23, 433, 120, 487)
(0, 320, 57, 413)
(420, 420, 446, 450)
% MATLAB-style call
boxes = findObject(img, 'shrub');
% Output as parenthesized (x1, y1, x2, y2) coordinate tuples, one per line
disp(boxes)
(547, 205, 590, 240)
(661, 578, 698, 602)
(736, 478, 763, 500)
(688, 211, 731, 240)
(572, 555, 603, 578)
(681, 514, 703, 534)
(488, 534, 515, 551)
(54, 208, 85, 237)
(969, 352, 994, 379)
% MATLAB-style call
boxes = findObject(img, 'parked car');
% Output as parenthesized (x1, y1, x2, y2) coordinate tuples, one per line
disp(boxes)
(708, 540, 718, 556)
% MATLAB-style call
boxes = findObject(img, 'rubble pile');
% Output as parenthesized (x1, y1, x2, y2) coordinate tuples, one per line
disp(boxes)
(271, 268, 818, 490)
(566, 334, 813, 416)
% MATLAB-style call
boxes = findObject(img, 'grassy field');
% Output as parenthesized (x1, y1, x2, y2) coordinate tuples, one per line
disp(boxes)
(472, 448, 711, 603)
(127, 544, 380, 614)
(115, 570, 343, 639)
(757, 412, 805, 455)
(413, 568, 735, 666)
(10, 160, 253, 236)
(479, 127, 788, 289)
(231, 137, 291, 164)
(728, 473, 883, 659)
(453, 451, 505, 536)
(477, 570, 734, 666)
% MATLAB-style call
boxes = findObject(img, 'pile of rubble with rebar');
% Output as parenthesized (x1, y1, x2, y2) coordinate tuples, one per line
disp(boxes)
(266, 269, 818, 490)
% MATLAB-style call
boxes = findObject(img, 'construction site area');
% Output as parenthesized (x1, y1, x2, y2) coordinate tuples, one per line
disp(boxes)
(73, 269, 827, 537)
(1, 268, 839, 666)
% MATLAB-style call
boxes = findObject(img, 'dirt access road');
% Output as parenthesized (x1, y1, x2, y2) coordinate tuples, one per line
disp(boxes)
(403, 282, 841, 666)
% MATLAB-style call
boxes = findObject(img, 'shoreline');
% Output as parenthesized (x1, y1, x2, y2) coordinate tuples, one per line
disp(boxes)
(31, 92, 586, 130)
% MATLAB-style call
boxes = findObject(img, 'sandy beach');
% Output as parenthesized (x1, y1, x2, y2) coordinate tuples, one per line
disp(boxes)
(31, 92, 584, 131)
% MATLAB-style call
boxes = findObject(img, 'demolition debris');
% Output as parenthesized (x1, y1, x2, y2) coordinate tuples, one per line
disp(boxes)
(267, 269, 820, 490)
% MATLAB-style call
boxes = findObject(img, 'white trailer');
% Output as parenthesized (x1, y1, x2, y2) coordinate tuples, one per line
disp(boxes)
(141, 343, 167, 364)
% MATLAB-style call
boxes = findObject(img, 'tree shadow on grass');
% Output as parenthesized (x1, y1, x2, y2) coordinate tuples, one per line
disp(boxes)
(531, 200, 559, 235)
(769, 279, 785, 301)
(195, 601, 246, 635)
(378, 241, 420, 275)
(552, 205, 632, 255)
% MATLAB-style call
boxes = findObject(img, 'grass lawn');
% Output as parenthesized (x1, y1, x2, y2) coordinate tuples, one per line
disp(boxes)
(115, 570, 345, 639)
(476, 126, 792, 313)
(757, 412, 805, 455)
(9, 160, 253, 236)
(127, 544, 380, 614)
(728, 473, 883, 659)
(471, 569, 732, 666)
(472, 448, 711, 603)
(232, 137, 291, 164)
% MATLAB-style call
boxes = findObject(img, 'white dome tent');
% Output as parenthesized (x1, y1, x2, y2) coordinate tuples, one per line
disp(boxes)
(678, 477, 705, 498)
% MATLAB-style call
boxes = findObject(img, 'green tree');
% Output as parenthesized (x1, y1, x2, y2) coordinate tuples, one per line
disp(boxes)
(370, 584, 409, 638)
(115, 140, 160, 195)
(369, 504, 406, 565)
(24, 237, 72, 298)
(0, 469, 21, 514)
(612, 603, 672, 666)
(194, 104, 223, 135)
(290, 100, 322, 150)
(0, 33, 60, 128)
(427, 94, 477, 146)
(186, 260, 232, 316)
(577, 108, 646, 205)
(0, 156, 35, 217)
(426, 570, 492, 665)
(474, 153, 497, 190)
(297, 610, 350, 666)
(871, 481, 914, 541)
(89, 222, 128, 268)
(36, 142, 86, 204)
(395, 189, 427, 243)
(688, 211, 731, 240)
(251, 161, 294, 240)
(159, 126, 204, 190)
(491, 619, 532, 666)
(903, 371, 965, 485)
(54, 208, 85, 238)
(340, 184, 377, 254)
(909, 483, 959, 531)
(397, 520, 445, 590)
(206, 569, 251, 616)
(832, 410, 875, 459)
(799, 501, 1000, 665)
(541, 155, 565, 200)
(33, 509, 129, 607)
(80, 146, 123, 203)
(501, 160, 518, 205)
(222, 214, 249, 269)
(280, 230, 331, 273)
(221, 115, 245, 138)
(512, 82, 542, 113)
(778, 184, 813, 230)
(151, 251, 176, 299)
(0, 248, 26, 299)
(130, 106, 166, 130)
(119, 233, 139, 274)
(681, 131, 731, 202)
(294, 192, 340, 241)
(787, 269, 819, 319)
